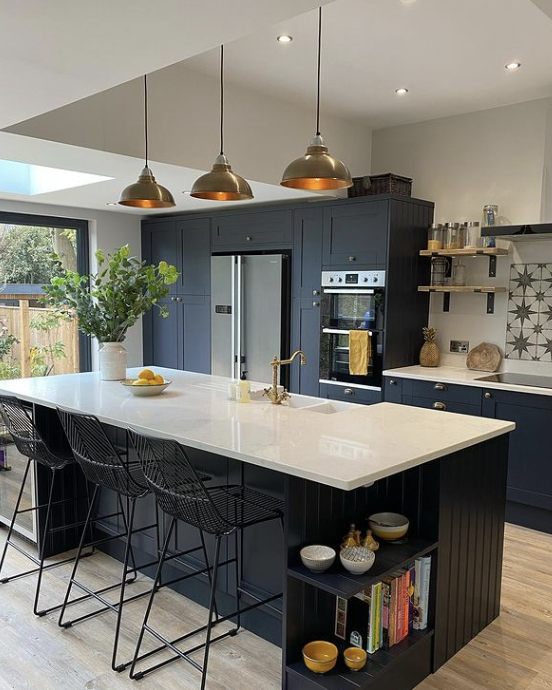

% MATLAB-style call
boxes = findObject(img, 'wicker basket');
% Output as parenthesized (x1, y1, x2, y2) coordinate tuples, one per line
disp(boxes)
(348, 173, 412, 198)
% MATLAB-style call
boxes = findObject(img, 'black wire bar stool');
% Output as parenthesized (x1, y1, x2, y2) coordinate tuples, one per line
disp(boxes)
(128, 430, 284, 690)
(56, 409, 214, 673)
(0, 395, 93, 617)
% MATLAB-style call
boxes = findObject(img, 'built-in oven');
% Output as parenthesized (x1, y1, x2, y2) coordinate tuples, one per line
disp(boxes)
(319, 270, 385, 391)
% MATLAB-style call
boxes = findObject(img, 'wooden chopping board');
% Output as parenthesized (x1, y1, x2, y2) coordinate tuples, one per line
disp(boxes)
(466, 342, 502, 372)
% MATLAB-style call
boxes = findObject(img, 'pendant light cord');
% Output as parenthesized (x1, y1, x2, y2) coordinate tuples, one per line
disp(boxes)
(316, 6, 322, 137)
(220, 45, 224, 156)
(144, 74, 149, 168)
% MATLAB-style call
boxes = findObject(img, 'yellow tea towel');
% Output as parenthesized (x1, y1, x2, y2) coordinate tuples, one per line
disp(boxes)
(349, 330, 371, 376)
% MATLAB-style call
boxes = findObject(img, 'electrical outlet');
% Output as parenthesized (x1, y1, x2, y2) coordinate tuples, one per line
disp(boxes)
(450, 340, 469, 354)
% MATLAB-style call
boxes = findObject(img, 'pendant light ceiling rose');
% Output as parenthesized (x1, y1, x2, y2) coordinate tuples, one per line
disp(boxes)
(280, 7, 352, 191)
(118, 75, 175, 208)
(190, 46, 253, 201)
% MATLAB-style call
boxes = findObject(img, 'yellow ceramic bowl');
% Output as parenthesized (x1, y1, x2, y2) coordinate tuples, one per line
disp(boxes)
(343, 647, 367, 671)
(302, 641, 338, 674)
(368, 512, 409, 541)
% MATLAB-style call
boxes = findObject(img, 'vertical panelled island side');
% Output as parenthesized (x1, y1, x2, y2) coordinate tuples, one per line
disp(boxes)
(0, 368, 514, 690)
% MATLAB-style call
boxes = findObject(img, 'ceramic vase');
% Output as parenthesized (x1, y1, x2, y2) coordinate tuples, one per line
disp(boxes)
(99, 341, 127, 380)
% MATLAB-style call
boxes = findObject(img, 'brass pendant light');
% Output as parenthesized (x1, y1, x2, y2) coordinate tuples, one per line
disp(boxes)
(119, 75, 176, 208)
(281, 7, 352, 191)
(191, 45, 253, 201)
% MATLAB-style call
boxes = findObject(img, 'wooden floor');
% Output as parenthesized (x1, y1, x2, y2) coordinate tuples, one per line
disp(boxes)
(0, 523, 550, 690)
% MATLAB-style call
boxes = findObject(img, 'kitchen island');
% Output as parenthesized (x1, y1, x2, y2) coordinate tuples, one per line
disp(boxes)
(0, 368, 514, 690)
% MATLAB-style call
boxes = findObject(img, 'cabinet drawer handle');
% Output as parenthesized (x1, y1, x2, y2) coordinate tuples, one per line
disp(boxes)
(484, 392, 492, 399)
(246, 235, 253, 242)
(389, 379, 397, 386)
(313, 301, 320, 307)
(348, 255, 356, 262)
(433, 401, 447, 411)
(344, 388, 355, 396)
(312, 290, 320, 296)
(434, 383, 447, 391)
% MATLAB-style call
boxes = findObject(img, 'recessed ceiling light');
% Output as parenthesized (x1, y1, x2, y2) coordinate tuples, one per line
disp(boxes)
(395, 87, 409, 95)
(277, 34, 293, 43)
(505, 62, 521, 71)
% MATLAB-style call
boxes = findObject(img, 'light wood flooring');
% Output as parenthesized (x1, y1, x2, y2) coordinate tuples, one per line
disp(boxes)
(0, 523, 550, 690)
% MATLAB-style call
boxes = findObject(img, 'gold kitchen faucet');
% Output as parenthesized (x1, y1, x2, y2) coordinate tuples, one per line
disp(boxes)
(263, 350, 307, 405)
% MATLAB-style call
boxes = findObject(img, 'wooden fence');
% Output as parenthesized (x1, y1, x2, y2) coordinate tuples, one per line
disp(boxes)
(0, 303, 79, 377)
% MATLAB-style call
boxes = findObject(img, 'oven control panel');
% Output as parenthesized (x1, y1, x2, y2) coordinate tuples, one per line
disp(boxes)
(321, 270, 386, 287)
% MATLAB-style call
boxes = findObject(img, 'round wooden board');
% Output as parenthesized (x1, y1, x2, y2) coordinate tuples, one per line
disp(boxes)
(466, 342, 502, 372)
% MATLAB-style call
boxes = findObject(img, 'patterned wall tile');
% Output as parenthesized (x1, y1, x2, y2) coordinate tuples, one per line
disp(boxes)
(506, 263, 552, 360)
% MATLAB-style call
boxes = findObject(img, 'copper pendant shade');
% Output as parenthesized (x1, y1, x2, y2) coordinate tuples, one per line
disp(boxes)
(281, 8, 352, 191)
(191, 46, 253, 201)
(119, 76, 175, 208)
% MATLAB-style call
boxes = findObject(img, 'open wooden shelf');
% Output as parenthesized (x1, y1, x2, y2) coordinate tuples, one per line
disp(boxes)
(288, 538, 437, 599)
(417, 286, 506, 293)
(287, 629, 434, 690)
(419, 248, 508, 257)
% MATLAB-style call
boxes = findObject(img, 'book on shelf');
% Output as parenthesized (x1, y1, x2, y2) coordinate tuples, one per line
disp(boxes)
(336, 554, 432, 654)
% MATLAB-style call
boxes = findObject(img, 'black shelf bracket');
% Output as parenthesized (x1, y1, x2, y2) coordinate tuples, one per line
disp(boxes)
(443, 292, 450, 312)
(486, 292, 495, 314)
(488, 255, 497, 278)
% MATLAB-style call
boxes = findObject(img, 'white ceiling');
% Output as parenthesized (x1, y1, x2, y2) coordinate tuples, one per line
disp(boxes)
(0, 0, 330, 130)
(185, 0, 552, 128)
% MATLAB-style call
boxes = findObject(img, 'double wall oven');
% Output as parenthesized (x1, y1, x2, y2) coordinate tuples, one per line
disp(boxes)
(319, 270, 385, 394)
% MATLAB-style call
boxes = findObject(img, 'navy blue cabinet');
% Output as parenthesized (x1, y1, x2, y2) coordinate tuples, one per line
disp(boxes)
(211, 210, 292, 252)
(142, 218, 211, 373)
(383, 376, 482, 415)
(290, 208, 323, 396)
(322, 200, 389, 269)
(482, 388, 552, 533)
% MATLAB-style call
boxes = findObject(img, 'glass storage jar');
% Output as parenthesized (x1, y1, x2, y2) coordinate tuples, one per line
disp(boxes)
(452, 261, 466, 286)
(463, 221, 481, 248)
(482, 205, 498, 228)
(443, 222, 465, 250)
(427, 224, 443, 251)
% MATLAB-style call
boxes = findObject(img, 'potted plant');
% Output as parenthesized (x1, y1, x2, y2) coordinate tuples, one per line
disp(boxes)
(42, 245, 178, 380)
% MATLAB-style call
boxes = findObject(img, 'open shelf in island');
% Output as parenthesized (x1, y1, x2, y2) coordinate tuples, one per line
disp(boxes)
(288, 538, 438, 598)
(286, 630, 434, 690)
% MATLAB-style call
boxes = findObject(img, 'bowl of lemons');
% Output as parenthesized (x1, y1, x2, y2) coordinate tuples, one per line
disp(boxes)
(121, 369, 171, 397)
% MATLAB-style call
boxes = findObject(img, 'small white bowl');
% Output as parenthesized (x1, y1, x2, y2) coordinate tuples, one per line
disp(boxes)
(340, 546, 376, 575)
(368, 512, 409, 541)
(300, 545, 336, 572)
(121, 379, 171, 397)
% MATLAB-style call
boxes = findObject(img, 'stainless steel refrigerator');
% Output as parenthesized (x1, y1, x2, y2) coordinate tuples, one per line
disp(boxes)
(211, 255, 289, 383)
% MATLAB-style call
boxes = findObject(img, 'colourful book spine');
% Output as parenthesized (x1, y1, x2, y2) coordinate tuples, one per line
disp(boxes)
(367, 583, 378, 653)
(381, 580, 391, 649)
(419, 556, 432, 630)
(403, 569, 410, 640)
(408, 563, 416, 635)
(397, 574, 404, 642)
(413, 558, 422, 630)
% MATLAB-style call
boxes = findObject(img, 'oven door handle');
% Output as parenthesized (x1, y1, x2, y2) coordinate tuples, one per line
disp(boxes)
(322, 288, 375, 294)
(322, 328, 374, 336)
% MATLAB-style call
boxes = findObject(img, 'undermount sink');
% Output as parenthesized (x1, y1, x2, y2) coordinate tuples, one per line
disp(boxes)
(284, 397, 352, 414)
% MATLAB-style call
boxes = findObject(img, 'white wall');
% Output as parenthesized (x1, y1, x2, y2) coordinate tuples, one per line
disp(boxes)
(0, 199, 143, 367)
(7, 62, 372, 186)
(372, 98, 552, 374)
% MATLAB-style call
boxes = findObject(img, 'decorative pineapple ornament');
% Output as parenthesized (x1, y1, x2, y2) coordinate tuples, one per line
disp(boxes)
(420, 327, 440, 367)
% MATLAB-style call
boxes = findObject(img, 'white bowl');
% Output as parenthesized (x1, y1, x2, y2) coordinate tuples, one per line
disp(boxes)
(121, 379, 171, 397)
(368, 512, 409, 541)
(300, 545, 336, 572)
(340, 546, 376, 575)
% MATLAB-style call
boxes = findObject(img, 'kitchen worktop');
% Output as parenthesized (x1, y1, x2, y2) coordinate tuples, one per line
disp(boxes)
(0, 368, 514, 491)
(383, 364, 552, 397)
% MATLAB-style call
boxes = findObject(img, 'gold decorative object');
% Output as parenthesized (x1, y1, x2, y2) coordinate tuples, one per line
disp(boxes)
(420, 326, 440, 367)
(280, 8, 352, 191)
(263, 350, 307, 405)
(341, 523, 358, 550)
(119, 75, 175, 209)
(362, 529, 379, 552)
(191, 46, 253, 201)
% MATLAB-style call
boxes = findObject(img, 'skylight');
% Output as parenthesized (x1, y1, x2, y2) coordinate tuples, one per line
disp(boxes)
(0, 159, 113, 195)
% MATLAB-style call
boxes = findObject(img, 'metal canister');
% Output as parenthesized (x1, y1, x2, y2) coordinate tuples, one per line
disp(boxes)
(463, 221, 481, 248)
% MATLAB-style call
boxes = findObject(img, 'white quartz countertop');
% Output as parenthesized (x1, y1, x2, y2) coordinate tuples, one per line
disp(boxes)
(383, 365, 552, 396)
(0, 368, 514, 491)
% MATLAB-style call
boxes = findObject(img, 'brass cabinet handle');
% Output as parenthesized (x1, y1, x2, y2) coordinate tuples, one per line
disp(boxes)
(433, 401, 447, 410)
(312, 301, 320, 307)
(434, 383, 447, 391)
(312, 290, 320, 296)
(344, 388, 355, 396)
(348, 255, 356, 262)
(389, 379, 397, 386)
(484, 392, 492, 399)
(246, 236, 253, 242)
